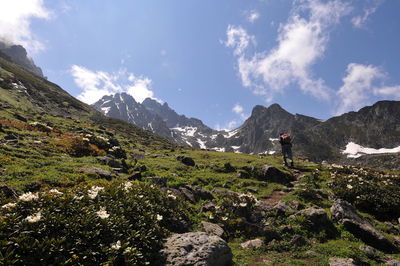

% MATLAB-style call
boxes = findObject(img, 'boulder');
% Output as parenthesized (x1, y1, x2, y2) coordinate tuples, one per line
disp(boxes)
(257, 165, 295, 185)
(200, 202, 217, 213)
(297, 207, 330, 227)
(128, 171, 142, 181)
(97, 156, 121, 168)
(146, 177, 168, 187)
(289, 235, 308, 247)
(80, 167, 114, 180)
(159, 232, 232, 266)
(331, 199, 398, 253)
(328, 258, 356, 266)
(176, 155, 196, 166)
(240, 239, 264, 249)
(200, 221, 224, 237)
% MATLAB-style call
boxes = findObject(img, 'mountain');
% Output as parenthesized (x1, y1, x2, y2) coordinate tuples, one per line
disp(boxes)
(94, 93, 400, 169)
(0, 41, 44, 78)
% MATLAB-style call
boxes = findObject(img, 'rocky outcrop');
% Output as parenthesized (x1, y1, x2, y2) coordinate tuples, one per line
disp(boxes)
(257, 165, 294, 185)
(200, 221, 224, 237)
(240, 239, 264, 249)
(328, 258, 356, 266)
(330, 199, 399, 253)
(159, 232, 232, 266)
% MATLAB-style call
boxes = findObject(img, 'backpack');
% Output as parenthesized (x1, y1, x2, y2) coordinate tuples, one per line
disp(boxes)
(281, 133, 291, 144)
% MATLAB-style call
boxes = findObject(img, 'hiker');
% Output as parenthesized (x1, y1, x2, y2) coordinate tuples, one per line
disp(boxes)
(279, 132, 293, 167)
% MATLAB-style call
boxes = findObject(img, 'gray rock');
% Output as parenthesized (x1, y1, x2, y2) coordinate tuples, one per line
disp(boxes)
(160, 232, 232, 266)
(0, 184, 18, 198)
(289, 235, 308, 247)
(297, 207, 330, 227)
(331, 199, 398, 253)
(385, 258, 400, 266)
(328, 257, 356, 266)
(200, 221, 224, 237)
(240, 239, 264, 249)
(80, 167, 114, 180)
(176, 155, 196, 166)
(146, 177, 168, 187)
(257, 165, 295, 185)
(200, 202, 217, 213)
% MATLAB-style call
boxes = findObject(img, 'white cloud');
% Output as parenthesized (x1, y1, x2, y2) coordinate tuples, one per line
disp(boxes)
(336, 63, 384, 115)
(226, 0, 351, 102)
(247, 10, 260, 23)
(336, 63, 400, 115)
(232, 104, 244, 114)
(224, 25, 256, 56)
(351, 0, 383, 28)
(71, 65, 159, 105)
(0, 0, 51, 52)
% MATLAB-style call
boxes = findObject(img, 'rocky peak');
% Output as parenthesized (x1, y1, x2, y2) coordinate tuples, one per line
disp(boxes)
(0, 41, 44, 78)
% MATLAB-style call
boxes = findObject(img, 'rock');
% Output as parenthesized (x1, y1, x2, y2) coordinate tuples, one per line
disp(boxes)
(13, 113, 27, 122)
(80, 167, 114, 180)
(331, 199, 399, 253)
(200, 202, 217, 213)
(146, 177, 168, 187)
(176, 155, 196, 166)
(359, 245, 386, 262)
(191, 186, 214, 201)
(97, 156, 122, 168)
(289, 235, 308, 247)
(240, 239, 264, 249)
(0, 185, 18, 198)
(180, 187, 196, 203)
(223, 163, 235, 173)
(328, 257, 356, 266)
(262, 226, 280, 243)
(159, 232, 232, 266)
(257, 165, 295, 185)
(305, 250, 319, 256)
(273, 201, 292, 215)
(385, 258, 400, 266)
(128, 171, 142, 181)
(200, 221, 224, 237)
(297, 207, 330, 227)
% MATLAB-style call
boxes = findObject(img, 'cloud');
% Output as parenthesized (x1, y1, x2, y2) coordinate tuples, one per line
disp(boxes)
(232, 104, 244, 114)
(247, 10, 260, 23)
(224, 25, 256, 56)
(336, 63, 400, 115)
(71, 65, 159, 105)
(225, 0, 351, 102)
(0, 0, 51, 52)
(351, 0, 383, 28)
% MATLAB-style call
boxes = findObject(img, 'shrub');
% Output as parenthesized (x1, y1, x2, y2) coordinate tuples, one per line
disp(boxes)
(0, 182, 191, 265)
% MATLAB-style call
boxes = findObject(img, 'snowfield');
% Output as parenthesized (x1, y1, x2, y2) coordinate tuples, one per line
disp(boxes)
(342, 142, 400, 158)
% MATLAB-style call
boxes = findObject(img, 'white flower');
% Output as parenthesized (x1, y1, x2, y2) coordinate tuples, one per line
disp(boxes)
(25, 212, 42, 223)
(49, 189, 63, 195)
(2, 202, 17, 209)
(73, 195, 84, 200)
(19, 192, 39, 202)
(347, 184, 353, 189)
(222, 216, 228, 221)
(111, 240, 121, 250)
(124, 247, 134, 254)
(167, 193, 177, 199)
(88, 186, 104, 199)
(97, 207, 110, 219)
(239, 202, 247, 207)
(124, 182, 133, 192)
(156, 214, 163, 221)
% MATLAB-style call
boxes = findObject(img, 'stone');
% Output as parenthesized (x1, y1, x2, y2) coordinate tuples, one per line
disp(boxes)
(176, 155, 196, 166)
(97, 156, 121, 168)
(0, 184, 18, 198)
(328, 257, 356, 266)
(289, 235, 308, 247)
(180, 187, 196, 203)
(128, 171, 142, 181)
(385, 258, 400, 266)
(257, 165, 295, 185)
(240, 239, 264, 249)
(146, 177, 168, 187)
(191, 186, 214, 201)
(297, 207, 330, 227)
(273, 201, 292, 215)
(159, 232, 232, 266)
(331, 199, 398, 253)
(200, 221, 224, 237)
(200, 202, 217, 213)
(80, 167, 114, 180)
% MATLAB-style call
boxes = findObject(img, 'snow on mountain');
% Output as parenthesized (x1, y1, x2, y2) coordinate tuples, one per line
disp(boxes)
(342, 142, 400, 158)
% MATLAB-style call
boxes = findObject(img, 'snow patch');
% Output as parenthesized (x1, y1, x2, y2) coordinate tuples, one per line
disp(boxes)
(225, 129, 239, 138)
(171, 126, 198, 137)
(211, 147, 225, 152)
(269, 138, 279, 142)
(197, 138, 207, 149)
(101, 107, 111, 114)
(342, 142, 400, 158)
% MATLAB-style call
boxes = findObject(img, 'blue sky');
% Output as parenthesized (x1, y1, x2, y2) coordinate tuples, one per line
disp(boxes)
(1, 0, 400, 130)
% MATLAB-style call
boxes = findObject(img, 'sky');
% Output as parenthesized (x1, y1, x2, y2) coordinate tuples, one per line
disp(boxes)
(1, 0, 400, 130)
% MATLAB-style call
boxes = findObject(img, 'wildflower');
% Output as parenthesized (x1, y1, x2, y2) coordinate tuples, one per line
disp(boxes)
(222, 216, 228, 221)
(49, 189, 63, 195)
(2, 202, 17, 209)
(239, 202, 247, 207)
(19, 192, 39, 202)
(124, 182, 133, 192)
(347, 184, 353, 189)
(138, 195, 144, 199)
(156, 214, 163, 221)
(88, 186, 104, 199)
(26, 212, 42, 223)
(73, 195, 84, 200)
(111, 240, 121, 250)
(124, 247, 135, 254)
(97, 207, 110, 219)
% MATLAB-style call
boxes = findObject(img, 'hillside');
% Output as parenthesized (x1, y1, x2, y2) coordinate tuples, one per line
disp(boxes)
(1, 53, 400, 265)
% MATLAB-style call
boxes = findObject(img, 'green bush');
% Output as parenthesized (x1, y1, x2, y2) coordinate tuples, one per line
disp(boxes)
(329, 166, 400, 219)
(0, 182, 191, 265)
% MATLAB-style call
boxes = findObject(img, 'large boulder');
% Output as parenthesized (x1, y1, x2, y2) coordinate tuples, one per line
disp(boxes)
(328, 258, 356, 266)
(176, 155, 196, 166)
(159, 232, 232, 266)
(297, 207, 331, 227)
(257, 165, 294, 185)
(331, 199, 398, 253)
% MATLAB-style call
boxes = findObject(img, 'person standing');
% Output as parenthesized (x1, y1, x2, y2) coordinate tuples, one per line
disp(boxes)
(279, 132, 293, 167)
